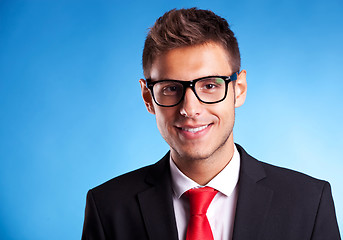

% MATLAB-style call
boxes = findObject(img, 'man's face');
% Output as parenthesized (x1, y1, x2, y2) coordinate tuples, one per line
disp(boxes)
(140, 42, 247, 162)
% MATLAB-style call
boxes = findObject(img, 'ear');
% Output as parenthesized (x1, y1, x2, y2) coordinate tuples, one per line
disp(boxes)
(139, 79, 155, 114)
(234, 70, 247, 108)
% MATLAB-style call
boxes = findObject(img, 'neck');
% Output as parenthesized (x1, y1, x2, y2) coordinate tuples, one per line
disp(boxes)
(171, 136, 235, 186)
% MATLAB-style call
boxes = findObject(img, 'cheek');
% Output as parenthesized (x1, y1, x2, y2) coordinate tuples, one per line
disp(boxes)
(210, 100, 235, 123)
(155, 109, 177, 133)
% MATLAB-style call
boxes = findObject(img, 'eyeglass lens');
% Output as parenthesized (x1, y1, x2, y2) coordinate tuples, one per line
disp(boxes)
(153, 77, 226, 106)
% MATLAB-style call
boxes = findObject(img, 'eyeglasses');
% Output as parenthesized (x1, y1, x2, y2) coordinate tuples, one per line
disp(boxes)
(146, 72, 238, 107)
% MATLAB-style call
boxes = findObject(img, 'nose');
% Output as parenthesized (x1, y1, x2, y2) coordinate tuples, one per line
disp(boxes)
(179, 87, 202, 118)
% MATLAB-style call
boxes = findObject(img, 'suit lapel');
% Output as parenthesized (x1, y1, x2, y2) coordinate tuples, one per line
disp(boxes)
(232, 144, 274, 240)
(137, 145, 273, 240)
(137, 152, 179, 240)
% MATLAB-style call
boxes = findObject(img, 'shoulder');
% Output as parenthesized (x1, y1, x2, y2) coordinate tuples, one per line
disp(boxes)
(236, 143, 329, 204)
(88, 152, 171, 203)
(85, 164, 155, 213)
(91, 164, 154, 195)
(259, 160, 328, 194)
(236, 143, 327, 185)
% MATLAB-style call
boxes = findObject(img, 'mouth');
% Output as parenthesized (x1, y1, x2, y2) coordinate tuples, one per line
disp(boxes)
(181, 124, 211, 133)
(175, 123, 213, 139)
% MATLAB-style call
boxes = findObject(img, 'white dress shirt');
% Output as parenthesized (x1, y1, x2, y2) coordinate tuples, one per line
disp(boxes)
(170, 145, 240, 240)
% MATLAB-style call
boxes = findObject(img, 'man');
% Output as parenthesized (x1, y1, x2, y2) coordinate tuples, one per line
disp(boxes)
(82, 8, 340, 240)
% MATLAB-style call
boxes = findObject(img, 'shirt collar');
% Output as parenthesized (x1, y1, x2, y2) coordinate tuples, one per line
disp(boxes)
(170, 144, 240, 198)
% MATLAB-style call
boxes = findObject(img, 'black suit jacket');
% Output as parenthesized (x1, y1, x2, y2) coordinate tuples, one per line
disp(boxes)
(82, 144, 340, 239)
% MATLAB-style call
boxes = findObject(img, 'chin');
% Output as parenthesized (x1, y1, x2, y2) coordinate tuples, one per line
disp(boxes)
(175, 149, 214, 161)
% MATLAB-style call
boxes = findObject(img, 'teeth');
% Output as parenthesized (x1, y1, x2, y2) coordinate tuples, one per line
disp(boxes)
(182, 125, 209, 133)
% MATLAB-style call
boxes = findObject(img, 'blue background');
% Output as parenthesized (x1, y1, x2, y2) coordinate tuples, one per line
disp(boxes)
(0, 0, 342, 239)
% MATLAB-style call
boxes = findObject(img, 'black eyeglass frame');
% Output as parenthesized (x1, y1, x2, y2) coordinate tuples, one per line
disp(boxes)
(146, 72, 238, 107)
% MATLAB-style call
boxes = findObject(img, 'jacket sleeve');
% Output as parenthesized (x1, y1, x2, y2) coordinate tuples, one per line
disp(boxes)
(81, 190, 106, 240)
(311, 182, 341, 240)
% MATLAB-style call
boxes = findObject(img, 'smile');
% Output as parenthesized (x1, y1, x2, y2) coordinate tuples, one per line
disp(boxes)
(181, 124, 210, 133)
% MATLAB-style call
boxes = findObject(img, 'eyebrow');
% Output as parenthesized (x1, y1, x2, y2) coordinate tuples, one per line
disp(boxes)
(149, 73, 227, 82)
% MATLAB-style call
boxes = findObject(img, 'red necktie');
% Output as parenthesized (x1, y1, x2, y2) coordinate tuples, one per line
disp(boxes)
(185, 187, 218, 240)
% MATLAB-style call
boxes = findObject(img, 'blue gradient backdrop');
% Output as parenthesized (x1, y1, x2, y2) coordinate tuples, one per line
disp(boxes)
(0, 0, 342, 239)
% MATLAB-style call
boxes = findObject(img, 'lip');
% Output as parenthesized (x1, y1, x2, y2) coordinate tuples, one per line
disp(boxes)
(175, 123, 213, 140)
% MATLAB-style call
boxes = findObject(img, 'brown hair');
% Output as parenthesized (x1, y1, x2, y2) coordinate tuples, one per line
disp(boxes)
(142, 8, 241, 78)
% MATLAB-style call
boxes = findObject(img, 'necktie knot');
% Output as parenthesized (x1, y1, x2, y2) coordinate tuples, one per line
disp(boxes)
(186, 187, 218, 215)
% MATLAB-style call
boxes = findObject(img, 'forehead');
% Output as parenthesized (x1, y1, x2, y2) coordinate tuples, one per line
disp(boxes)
(150, 42, 232, 81)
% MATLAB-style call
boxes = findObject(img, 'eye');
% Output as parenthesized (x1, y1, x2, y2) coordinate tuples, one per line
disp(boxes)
(198, 78, 224, 91)
(164, 86, 177, 92)
(203, 83, 216, 89)
(161, 84, 181, 96)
